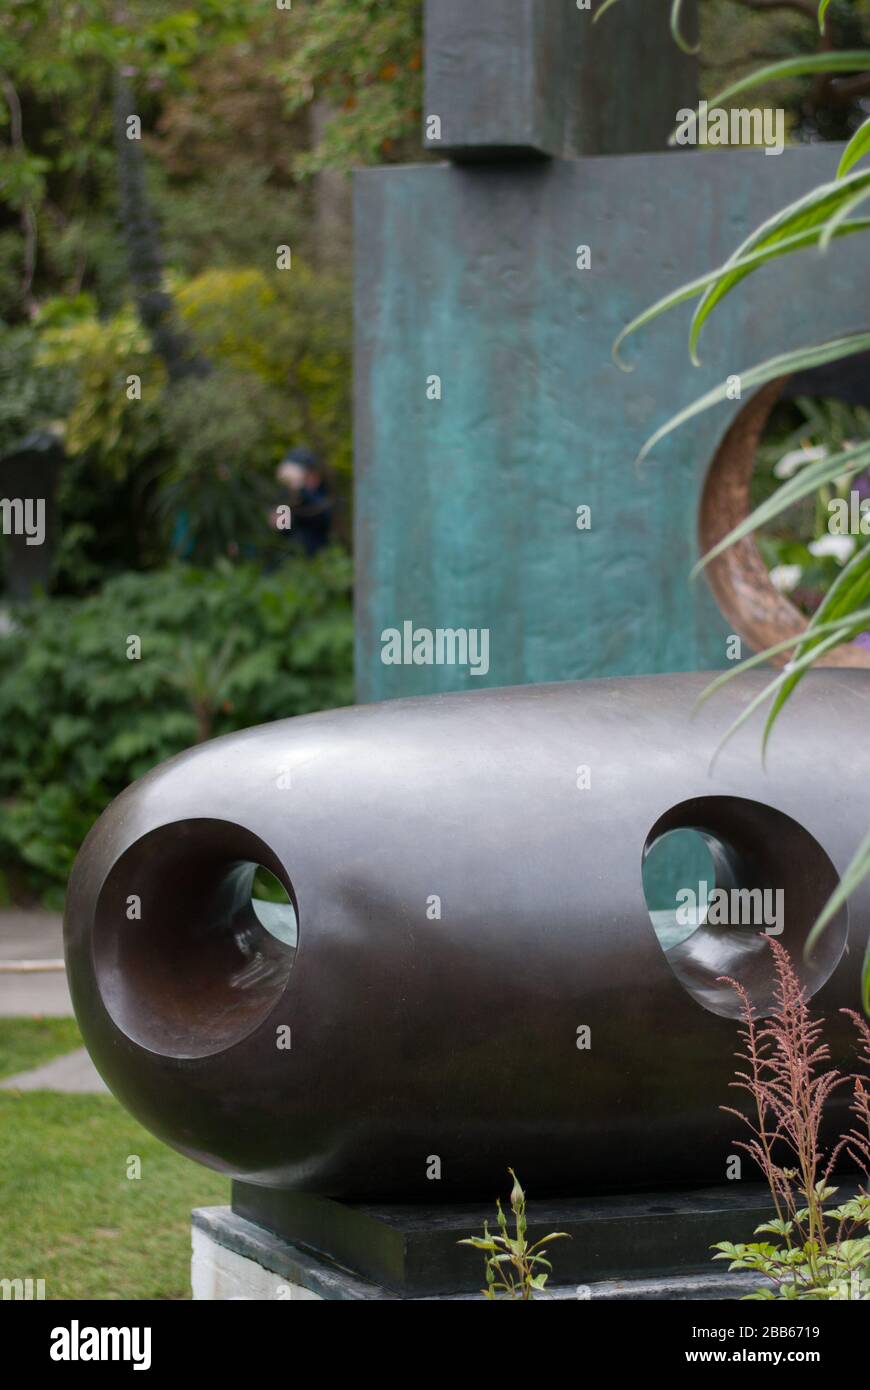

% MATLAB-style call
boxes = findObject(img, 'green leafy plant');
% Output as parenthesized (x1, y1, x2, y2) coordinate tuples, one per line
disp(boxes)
(276, 0, 424, 176)
(0, 553, 353, 903)
(713, 939, 870, 1298)
(458, 1170, 569, 1300)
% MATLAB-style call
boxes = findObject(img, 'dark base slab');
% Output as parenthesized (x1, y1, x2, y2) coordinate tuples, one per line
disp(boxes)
(194, 1206, 766, 1301)
(231, 1180, 796, 1299)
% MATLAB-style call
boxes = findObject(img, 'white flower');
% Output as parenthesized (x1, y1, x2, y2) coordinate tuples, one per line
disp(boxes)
(809, 535, 856, 564)
(774, 445, 827, 480)
(769, 564, 802, 594)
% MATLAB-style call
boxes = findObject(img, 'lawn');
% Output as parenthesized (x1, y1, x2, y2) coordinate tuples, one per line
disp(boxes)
(0, 1016, 84, 1080)
(0, 1022, 228, 1299)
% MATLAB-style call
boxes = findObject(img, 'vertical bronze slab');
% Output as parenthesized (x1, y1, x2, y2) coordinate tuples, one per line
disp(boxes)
(423, 0, 697, 158)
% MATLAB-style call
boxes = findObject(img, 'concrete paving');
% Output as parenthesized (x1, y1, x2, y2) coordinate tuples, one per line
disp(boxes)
(0, 906, 106, 1092)
(0, 907, 73, 1016)
(0, 1047, 108, 1094)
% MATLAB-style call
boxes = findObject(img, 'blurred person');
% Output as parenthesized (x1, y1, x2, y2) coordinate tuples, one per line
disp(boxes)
(271, 446, 334, 556)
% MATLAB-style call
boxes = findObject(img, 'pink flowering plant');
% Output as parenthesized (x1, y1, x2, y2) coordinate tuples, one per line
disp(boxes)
(714, 939, 870, 1299)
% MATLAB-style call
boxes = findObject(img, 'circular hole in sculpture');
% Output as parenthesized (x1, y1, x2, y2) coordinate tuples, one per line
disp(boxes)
(641, 796, 847, 1021)
(699, 373, 870, 671)
(92, 820, 297, 1060)
(642, 827, 716, 952)
(753, 393, 870, 635)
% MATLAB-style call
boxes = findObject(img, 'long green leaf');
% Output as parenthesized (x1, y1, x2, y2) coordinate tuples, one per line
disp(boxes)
(819, 183, 870, 250)
(673, 53, 870, 133)
(838, 116, 870, 179)
(706, 626, 852, 766)
(690, 440, 870, 577)
(614, 219, 870, 368)
(806, 829, 870, 981)
(819, 0, 833, 34)
(695, 609, 870, 708)
(593, 0, 621, 22)
(670, 0, 697, 54)
(689, 171, 870, 362)
(762, 545, 870, 751)
(638, 330, 870, 463)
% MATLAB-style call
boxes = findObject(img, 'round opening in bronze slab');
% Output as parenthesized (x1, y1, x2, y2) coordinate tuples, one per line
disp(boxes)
(92, 820, 297, 1059)
(642, 796, 846, 1020)
(700, 379, 870, 671)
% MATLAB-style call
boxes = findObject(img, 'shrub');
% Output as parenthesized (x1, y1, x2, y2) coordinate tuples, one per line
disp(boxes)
(459, 1170, 569, 1300)
(0, 552, 353, 904)
(713, 939, 870, 1299)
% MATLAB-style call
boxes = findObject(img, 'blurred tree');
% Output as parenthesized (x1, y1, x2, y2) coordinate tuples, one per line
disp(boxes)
(702, 1, 870, 140)
(276, 0, 424, 175)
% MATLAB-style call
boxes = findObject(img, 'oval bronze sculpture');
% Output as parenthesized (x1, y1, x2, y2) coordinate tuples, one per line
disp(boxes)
(64, 670, 868, 1201)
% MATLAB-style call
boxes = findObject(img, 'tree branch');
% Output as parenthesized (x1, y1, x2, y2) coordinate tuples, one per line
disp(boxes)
(0, 72, 38, 313)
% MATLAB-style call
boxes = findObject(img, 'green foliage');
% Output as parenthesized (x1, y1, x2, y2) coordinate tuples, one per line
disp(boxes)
(157, 162, 312, 276)
(713, 1196, 870, 1299)
(27, 264, 351, 568)
(0, 554, 353, 901)
(683, 398, 870, 598)
(0, 320, 72, 458)
(458, 1170, 569, 1300)
(157, 368, 282, 562)
(36, 300, 163, 476)
(277, 0, 424, 175)
(0, 1, 260, 314)
(175, 264, 352, 480)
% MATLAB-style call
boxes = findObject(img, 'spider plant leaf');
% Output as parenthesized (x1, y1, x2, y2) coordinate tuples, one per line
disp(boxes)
(671, 0, 698, 54)
(593, 0, 621, 22)
(711, 627, 848, 766)
(805, 829, 870, 969)
(690, 440, 870, 577)
(638, 330, 870, 463)
(819, 0, 833, 33)
(694, 608, 870, 708)
(820, 183, 870, 251)
(689, 171, 870, 362)
(671, 52, 870, 135)
(613, 220, 870, 368)
(762, 546, 870, 749)
(838, 116, 870, 179)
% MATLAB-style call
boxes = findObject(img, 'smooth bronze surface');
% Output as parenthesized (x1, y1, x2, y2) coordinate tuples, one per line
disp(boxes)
(65, 670, 868, 1200)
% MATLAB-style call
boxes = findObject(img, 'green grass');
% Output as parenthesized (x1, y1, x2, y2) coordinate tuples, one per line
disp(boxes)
(0, 1016, 84, 1080)
(0, 1090, 228, 1299)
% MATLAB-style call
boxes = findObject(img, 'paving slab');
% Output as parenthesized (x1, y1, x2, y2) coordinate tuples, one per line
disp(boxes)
(0, 908, 64, 960)
(0, 908, 72, 1016)
(0, 1047, 107, 1094)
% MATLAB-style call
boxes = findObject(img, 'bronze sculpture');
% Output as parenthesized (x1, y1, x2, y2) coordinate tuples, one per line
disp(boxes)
(65, 669, 867, 1200)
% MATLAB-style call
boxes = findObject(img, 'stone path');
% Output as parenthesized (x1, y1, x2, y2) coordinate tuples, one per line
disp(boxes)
(0, 907, 107, 1093)
(0, 1048, 108, 1094)
(0, 908, 72, 1016)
